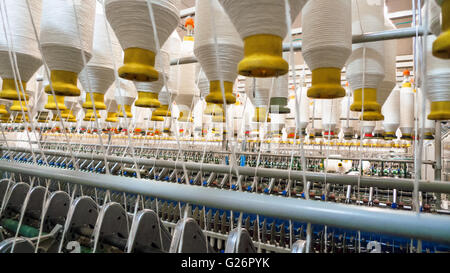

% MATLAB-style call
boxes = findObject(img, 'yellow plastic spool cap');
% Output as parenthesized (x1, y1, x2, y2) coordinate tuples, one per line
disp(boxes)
(119, 48, 158, 82)
(204, 103, 223, 116)
(106, 112, 118, 123)
(0, 79, 28, 100)
(84, 109, 101, 121)
(60, 109, 71, 119)
(0, 105, 8, 115)
(118, 104, 132, 118)
(10, 100, 28, 112)
(428, 101, 450, 120)
(14, 113, 28, 123)
(433, 0, 450, 59)
(135, 92, 160, 108)
(178, 110, 193, 122)
(307, 68, 345, 99)
(82, 93, 106, 110)
(45, 94, 67, 110)
(252, 107, 271, 122)
(238, 34, 288, 77)
(151, 113, 164, 121)
(205, 81, 236, 104)
(153, 104, 171, 117)
(350, 88, 380, 112)
(45, 70, 80, 96)
(360, 110, 384, 121)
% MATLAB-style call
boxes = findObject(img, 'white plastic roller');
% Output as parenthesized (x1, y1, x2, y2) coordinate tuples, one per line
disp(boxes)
(399, 76, 414, 140)
(245, 77, 272, 123)
(321, 99, 342, 138)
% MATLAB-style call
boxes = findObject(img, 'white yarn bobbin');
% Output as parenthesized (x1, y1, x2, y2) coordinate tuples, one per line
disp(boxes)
(79, 4, 122, 110)
(399, 82, 414, 139)
(417, 88, 436, 138)
(40, 0, 96, 97)
(0, 0, 42, 101)
(381, 86, 400, 139)
(245, 77, 272, 123)
(153, 88, 171, 117)
(376, 18, 397, 119)
(105, 0, 179, 82)
(426, 34, 450, 120)
(218, 0, 306, 77)
(134, 49, 170, 108)
(194, 0, 242, 105)
(269, 52, 291, 114)
(321, 99, 342, 138)
(423, 0, 442, 36)
(302, 0, 351, 99)
(115, 78, 137, 118)
(346, 0, 385, 120)
(270, 113, 285, 135)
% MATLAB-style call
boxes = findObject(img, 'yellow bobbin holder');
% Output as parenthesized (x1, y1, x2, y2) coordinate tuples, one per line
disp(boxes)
(119, 48, 158, 82)
(82, 93, 106, 110)
(135, 92, 160, 108)
(153, 104, 171, 117)
(118, 104, 132, 118)
(307, 68, 345, 99)
(383, 131, 397, 140)
(45, 70, 80, 96)
(151, 113, 164, 122)
(178, 110, 193, 122)
(14, 113, 28, 123)
(204, 103, 223, 116)
(252, 107, 271, 122)
(10, 100, 28, 112)
(60, 109, 71, 119)
(83, 109, 101, 121)
(106, 112, 118, 123)
(0, 114, 10, 123)
(238, 34, 288, 77)
(205, 81, 236, 104)
(350, 88, 380, 112)
(433, 0, 450, 59)
(0, 79, 28, 100)
(360, 110, 384, 121)
(45, 94, 67, 110)
(428, 101, 450, 120)
(0, 105, 8, 115)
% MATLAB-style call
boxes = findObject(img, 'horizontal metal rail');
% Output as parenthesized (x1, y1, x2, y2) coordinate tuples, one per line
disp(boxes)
(1, 147, 449, 194)
(2, 143, 432, 165)
(0, 160, 449, 244)
(170, 27, 425, 65)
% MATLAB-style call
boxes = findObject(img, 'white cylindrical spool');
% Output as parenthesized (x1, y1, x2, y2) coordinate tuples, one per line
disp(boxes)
(346, 0, 385, 114)
(377, 19, 397, 108)
(194, 0, 242, 104)
(287, 86, 310, 130)
(399, 82, 414, 137)
(270, 113, 285, 134)
(424, 0, 442, 36)
(362, 120, 376, 135)
(105, 0, 179, 80)
(173, 33, 198, 111)
(312, 98, 323, 133)
(79, 5, 122, 109)
(417, 88, 436, 136)
(382, 85, 400, 137)
(0, 0, 42, 99)
(245, 77, 272, 107)
(196, 69, 209, 99)
(425, 34, 450, 120)
(165, 30, 182, 94)
(302, 0, 351, 98)
(218, 0, 305, 41)
(115, 79, 137, 107)
(340, 89, 354, 135)
(321, 99, 342, 135)
(40, 0, 95, 75)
